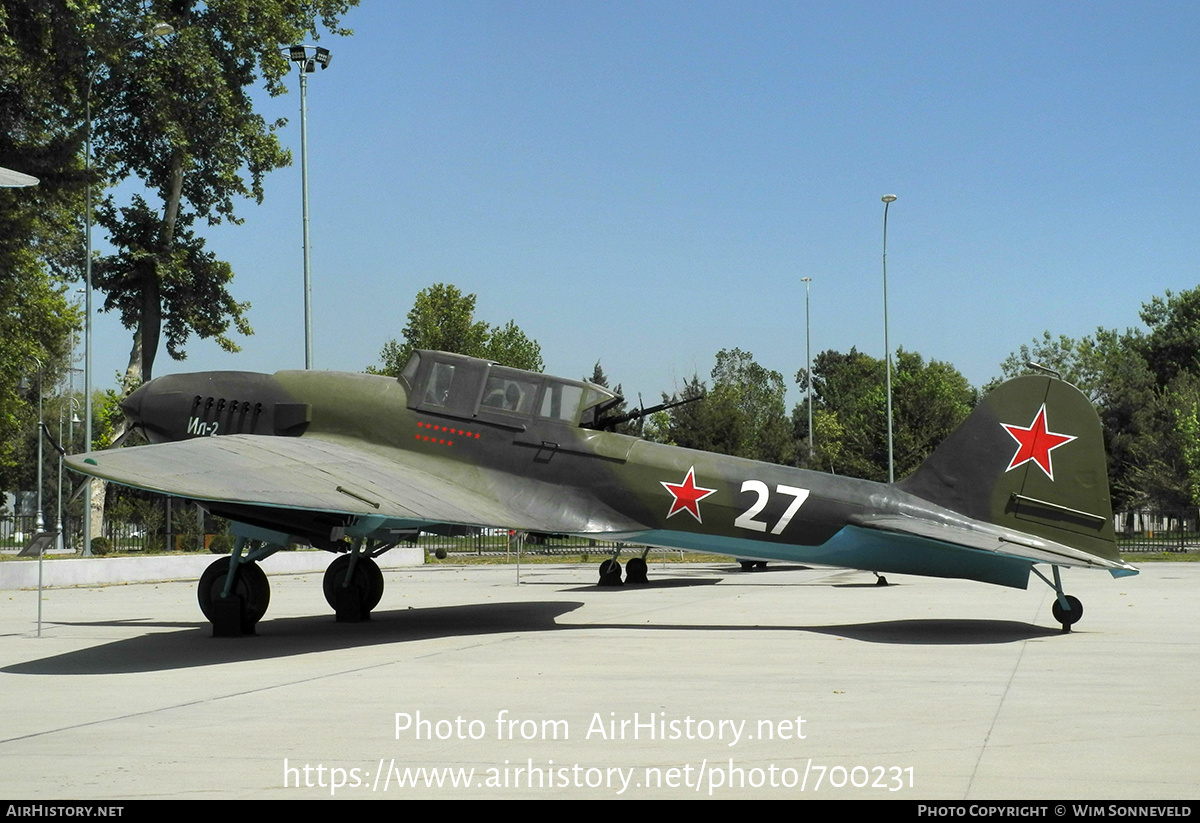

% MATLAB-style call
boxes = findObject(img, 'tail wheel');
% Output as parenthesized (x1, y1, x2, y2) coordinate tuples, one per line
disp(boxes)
(198, 557, 270, 628)
(323, 555, 384, 612)
(1051, 594, 1083, 628)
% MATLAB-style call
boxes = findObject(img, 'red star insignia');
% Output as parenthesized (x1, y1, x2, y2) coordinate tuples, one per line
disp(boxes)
(1001, 404, 1077, 481)
(661, 466, 717, 523)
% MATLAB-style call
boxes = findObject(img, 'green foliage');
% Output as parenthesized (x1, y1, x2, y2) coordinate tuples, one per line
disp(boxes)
(585, 361, 640, 436)
(480, 320, 544, 372)
(795, 406, 845, 474)
(711, 348, 793, 464)
(798, 347, 885, 478)
(93, 196, 252, 369)
(997, 287, 1200, 509)
(659, 350, 793, 465)
(1140, 287, 1200, 385)
(374, 283, 544, 374)
(659, 374, 712, 451)
(0, 1, 89, 485)
(0, 282, 78, 485)
(891, 350, 977, 476)
(799, 347, 974, 481)
(3, 1, 358, 386)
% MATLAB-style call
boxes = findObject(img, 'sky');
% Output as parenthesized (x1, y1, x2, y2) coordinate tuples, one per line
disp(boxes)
(84, 1, 1200, 410)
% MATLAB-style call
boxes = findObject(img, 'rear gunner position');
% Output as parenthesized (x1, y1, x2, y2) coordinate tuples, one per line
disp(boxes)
(69, 350, 1136, 635)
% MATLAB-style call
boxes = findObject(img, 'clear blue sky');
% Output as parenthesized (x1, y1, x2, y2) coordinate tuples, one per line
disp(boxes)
(86, 1, 1200, 409)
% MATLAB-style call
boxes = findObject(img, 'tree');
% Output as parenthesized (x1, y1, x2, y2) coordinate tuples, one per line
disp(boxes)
(482, 320, 544, 373)
(658, 349, 793, 465)
(996, 327, 1157, 509)
(82, 0, 358, 388)
(891, 350, 976, 476)
(0, 1, 88, 485)
(797, 347, 884, 478)
(710, 348, 793, 464)
(584, 361, 637, 436)
(0, 1, 356, 541)
(657, 374, 713, 450)
(800, 347, 974, 481)
(374, 283, 544, 374)
(1140, 287, 1200, 386)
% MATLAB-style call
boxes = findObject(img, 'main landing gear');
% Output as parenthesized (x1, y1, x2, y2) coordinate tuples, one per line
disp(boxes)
(198, 537, 275, 637)
(198, 533, 394, 635)
(323, 547, 385, 622)
(1032, 565, 1084, 632)
(597, 547, 651, 586)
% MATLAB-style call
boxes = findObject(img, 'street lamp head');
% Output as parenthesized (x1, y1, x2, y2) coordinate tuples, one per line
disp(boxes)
(148, 23, 175, 37)
(882, 194, 897, 203)
(287, 45, 332, 71)
(800, 276, 812, 283)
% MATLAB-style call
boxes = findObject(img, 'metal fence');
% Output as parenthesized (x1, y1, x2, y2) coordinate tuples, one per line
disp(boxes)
(0, 500, 218, 554)
(1115, 508, 1200, 553)
(0, 514, 78, 552)
(415, 530, 645, 558)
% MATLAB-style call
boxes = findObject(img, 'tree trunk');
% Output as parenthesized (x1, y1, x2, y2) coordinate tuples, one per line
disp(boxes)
(98, 154, 184, 547)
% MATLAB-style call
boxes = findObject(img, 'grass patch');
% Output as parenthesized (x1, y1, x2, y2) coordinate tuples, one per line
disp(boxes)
(1122, 551, 1200, 562)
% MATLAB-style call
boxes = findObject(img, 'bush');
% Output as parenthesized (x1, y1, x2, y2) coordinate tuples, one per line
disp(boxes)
(90, 536, 112, 556)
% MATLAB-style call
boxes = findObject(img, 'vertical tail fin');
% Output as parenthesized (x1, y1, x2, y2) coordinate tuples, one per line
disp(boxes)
(898, 375, 1121, 564)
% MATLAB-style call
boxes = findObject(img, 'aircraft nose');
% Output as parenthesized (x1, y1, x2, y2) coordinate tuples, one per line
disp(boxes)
(121, 383, 147, 425)
(120, 376, 191, 444)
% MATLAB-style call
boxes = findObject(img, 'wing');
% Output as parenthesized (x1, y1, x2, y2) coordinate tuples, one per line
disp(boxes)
(66, 434, 644, 536)
(850, 513, 1139, 575)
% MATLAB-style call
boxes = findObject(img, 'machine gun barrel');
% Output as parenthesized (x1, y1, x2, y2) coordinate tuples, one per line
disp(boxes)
(597, 394, 702, 430)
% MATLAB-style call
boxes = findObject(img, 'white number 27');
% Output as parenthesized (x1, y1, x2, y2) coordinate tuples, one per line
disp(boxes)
(734, 481, 810, 535)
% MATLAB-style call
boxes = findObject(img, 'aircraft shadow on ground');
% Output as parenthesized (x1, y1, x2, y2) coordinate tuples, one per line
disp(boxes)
(560, 577, 724, 592)
(4, 598, 1062, 676)
(2, 600, 584, 676)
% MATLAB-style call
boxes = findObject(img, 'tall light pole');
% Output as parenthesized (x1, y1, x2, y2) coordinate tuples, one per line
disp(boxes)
(881, 194, 897, 484)
(56, 397, 80, 553)
(285, 45, 332, 370)
(801, 276, 814, 462)
(26, 358, 44, 534)
(82, 22, 174, 557)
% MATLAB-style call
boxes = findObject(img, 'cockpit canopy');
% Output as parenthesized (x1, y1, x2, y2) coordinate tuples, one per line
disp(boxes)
(400, 350, 621, 428)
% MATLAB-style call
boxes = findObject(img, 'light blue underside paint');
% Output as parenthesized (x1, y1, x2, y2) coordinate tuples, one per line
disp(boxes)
(621, 524, 1034, 590)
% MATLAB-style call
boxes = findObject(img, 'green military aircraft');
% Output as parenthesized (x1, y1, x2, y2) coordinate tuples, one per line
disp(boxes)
(66, 350, 1137, 635)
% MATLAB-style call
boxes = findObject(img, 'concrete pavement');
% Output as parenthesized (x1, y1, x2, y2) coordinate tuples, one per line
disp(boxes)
(0, 559, 1194, 799)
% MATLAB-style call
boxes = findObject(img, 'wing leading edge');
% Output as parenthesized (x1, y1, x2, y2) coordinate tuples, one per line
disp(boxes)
(66, 434, 644, 536)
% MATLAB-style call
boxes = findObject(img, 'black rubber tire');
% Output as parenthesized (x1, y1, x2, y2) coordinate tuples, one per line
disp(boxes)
(598, 558, 623, 586)
(198, 556, 270, 626)
(323, 555, 384, 612)
(625, 556, 648, 584)
(1051, 594, 1083, 627)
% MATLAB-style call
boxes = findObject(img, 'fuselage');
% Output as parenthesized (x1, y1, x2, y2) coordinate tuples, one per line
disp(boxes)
(121, 352, 1034, 588)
